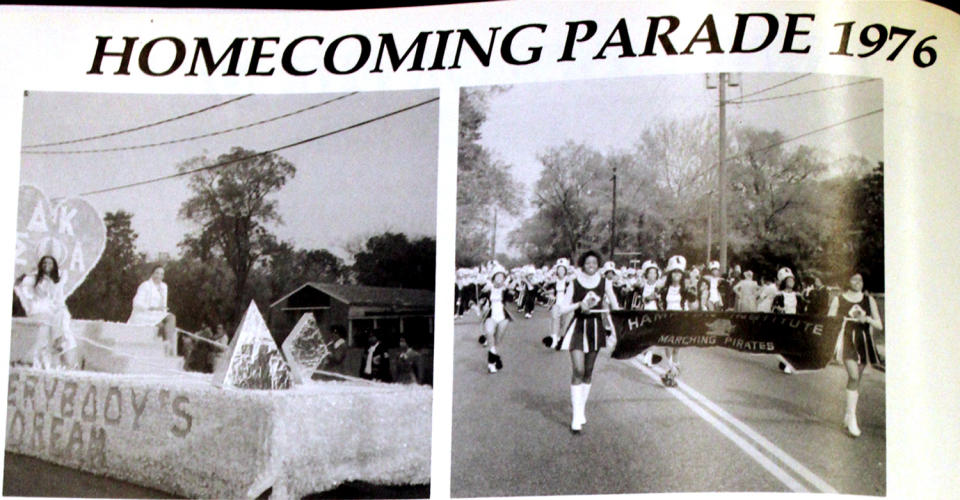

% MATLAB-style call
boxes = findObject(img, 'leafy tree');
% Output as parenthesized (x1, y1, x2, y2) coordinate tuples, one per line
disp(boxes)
(178, 147, 296, 318)
(163, 256, 235, 332)
(352, 232, 435, 290)
(262, 241, 345, 300)
(622, 115, 717, 262)
(508, 142, 607, 263)
(506, 117, 884, 292)
(457, 88, 523, 266)
(68, 211, 145, 321)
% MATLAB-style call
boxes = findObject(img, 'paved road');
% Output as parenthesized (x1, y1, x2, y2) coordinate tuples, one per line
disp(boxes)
(451, 307, 885, 497)
(4, 452, 429, 499)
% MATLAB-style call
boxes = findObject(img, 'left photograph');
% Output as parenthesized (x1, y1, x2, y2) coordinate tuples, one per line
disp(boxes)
(5, 89, 438, 498)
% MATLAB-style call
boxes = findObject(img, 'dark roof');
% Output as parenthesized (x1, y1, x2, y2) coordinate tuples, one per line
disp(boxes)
(270, 282, 434, 309)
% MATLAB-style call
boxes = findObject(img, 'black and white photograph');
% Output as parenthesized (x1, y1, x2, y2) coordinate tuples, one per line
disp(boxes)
(5, 89, 438, 498)
(453, 73, 885, 496)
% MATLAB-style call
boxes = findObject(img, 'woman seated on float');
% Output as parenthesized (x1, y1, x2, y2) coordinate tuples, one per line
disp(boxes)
(127, 265, 178, 356)
(14, 255, 78, 369)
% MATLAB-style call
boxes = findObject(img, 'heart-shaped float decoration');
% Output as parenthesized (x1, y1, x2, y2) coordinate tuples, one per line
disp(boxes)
(15, 184, 107, 298)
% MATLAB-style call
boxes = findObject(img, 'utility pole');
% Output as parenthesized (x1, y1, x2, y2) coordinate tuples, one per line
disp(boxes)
(491, 206, 497, 261)
(706, 210, 712, 263)
(706, 73, 737, 272)
(718, 72, 728, 273)
(610, 164, 617, 262)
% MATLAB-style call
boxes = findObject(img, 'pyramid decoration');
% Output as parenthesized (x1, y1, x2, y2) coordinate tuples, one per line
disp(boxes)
(280, 313, 337, 384)
(213, 301, 294, 390)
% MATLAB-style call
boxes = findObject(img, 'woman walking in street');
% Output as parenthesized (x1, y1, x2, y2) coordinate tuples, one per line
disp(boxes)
(478, 264, 514, 373)
(828, 272, 883, 437)
(554, 250, 620, 433)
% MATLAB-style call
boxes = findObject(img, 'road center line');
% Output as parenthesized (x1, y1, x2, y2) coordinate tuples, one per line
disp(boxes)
(674, 377, 839, 494)
(627, 358, 808, 493)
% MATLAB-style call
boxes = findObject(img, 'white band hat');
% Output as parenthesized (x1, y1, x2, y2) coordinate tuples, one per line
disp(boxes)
(665, 255, 687, 274)
(777, 267, 794, 284)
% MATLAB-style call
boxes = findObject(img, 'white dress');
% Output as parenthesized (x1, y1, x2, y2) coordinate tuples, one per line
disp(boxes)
(127, 279, 170, 325)
(15, 275, 77, 356)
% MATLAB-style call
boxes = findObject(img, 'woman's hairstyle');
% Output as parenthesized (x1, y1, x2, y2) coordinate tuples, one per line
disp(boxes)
(35, 255, 60, 286)
(779, 277, 796, 291)
(577, 250, 602, 268)
(667, 269, 683, 286)
(150, 264, 165, 276)
(845, 273, 863, 291)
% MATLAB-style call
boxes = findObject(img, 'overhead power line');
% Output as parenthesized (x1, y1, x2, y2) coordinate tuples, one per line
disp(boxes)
(23, 94, 254, 148)
(24, 92, 359, 155)
(685, 107, 883, 180)
(726, 78, 880, 105)
(734, 73, 812, 101)
(729, 108, 884, 159)
(80, 95, 439, 197)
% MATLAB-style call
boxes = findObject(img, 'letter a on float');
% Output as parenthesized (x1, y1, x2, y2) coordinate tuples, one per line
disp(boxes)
(213, 301, 295, 389)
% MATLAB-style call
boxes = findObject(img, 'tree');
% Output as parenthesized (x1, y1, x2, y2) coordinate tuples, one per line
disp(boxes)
(622, 115, 717, 262)
(352, 232, 435, 290)
(508, 142, 606, 263)
(457, 88, 523, 266)
(813, 163, 883, 290)
(163, 256, 235, 332)
(261, 241, 345, 300)
(68, 210, 145, 321)
(178, 147, 296, 319)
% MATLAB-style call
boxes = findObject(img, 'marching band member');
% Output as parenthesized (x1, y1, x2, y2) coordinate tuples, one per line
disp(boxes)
(772, 267, 803, 314)
(657, 255, 691, 387)
(703, 261, 724, 311)
(619, 266, 638, 308)
(454, 268, 464, 318)
(773, 267, 804, 374)
(828, 272, 883, 438)
(636, 260, 662, 311)
(543, 257, 573, 349)
(555, 250, 620, 433)
(478, 264, 513, 373)
(633, 260, 663, 366)
(14, 255, 77, 369)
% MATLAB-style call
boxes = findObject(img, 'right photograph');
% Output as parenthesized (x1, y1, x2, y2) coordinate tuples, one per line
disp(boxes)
(452, 73, 885, 497)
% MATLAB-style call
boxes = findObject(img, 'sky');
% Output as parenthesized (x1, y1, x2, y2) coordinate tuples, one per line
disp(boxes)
(19, 89, 439, 261)
(472, 73, 884, 254)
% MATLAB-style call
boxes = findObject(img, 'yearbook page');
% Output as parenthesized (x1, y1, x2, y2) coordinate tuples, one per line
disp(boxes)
(0, 1, 957, 499)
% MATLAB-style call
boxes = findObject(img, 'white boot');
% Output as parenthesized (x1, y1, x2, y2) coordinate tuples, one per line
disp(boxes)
(844, 389, 861, 437)
(580, 383, 592, 425)
(570, 385, 583, 433)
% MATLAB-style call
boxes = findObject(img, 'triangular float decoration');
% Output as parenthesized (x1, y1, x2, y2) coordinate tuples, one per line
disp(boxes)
(280, 313, 337, 384)
(213, 301, 294, 389)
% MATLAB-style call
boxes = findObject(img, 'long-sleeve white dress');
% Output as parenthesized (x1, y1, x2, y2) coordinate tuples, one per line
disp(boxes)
(127, 279, 170, 326)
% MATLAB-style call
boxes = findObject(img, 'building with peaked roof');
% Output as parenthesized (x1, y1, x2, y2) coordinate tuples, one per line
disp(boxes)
(268, 282, 435, 348)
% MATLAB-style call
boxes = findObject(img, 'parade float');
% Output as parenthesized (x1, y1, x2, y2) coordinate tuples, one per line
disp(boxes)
(7, 185, 432, 498)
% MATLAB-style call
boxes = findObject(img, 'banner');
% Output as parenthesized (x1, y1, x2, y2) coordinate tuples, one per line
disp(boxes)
(609, 311, 843, 370)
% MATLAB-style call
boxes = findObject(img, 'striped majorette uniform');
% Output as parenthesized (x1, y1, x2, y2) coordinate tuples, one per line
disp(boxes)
(558, 276, 608, 353)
